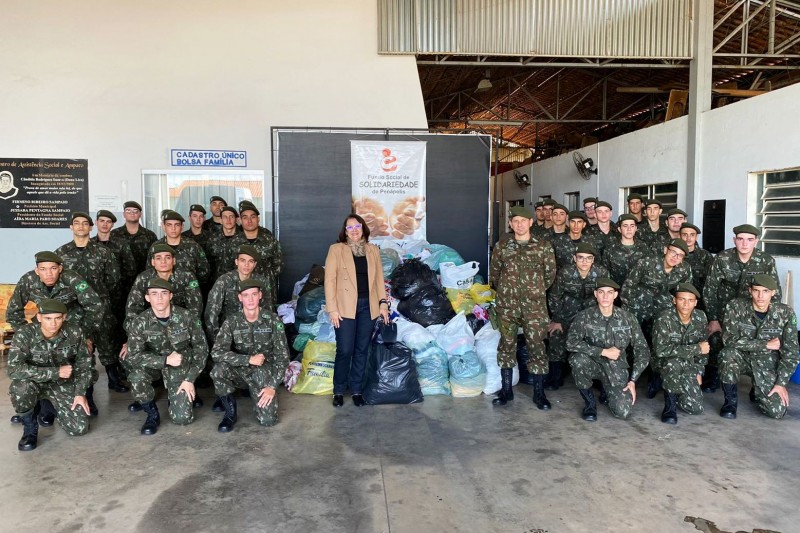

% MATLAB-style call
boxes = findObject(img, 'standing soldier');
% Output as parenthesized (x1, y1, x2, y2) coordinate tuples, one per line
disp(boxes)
(627, 193, 644, 223)
(202, 195, 227, 233)
(546, 243, 608, 390)
(638, 198, 669, 253)
(602, 214, 650, 287)
(110, 200, 157, 276)
(584, 200, 617, 257)
(718, 275, 798, 420)
(126, 278, 209, 435)
(490, 206, 556, 408)
(8, 299, 92, 451)
(56, 212, 128, 395)
(182, 203, 212, 251)
(582, 197, 598, 226)
(551, 211, 599, 270)
(210, 279, 290, 432)
(148, 210, 211, 291)
(541, 198, 556, 230)
(652, 283, 710, 424)
(566, 278, 650, 421)
(533, 201, 545, 228)
(207, 206, 241, 280)
(227, 202, 282, 306)
(543, 203, 569, 240)
(665, 208, 687, 240)
(93, 208, 138, 311)
(679, 222, 714, 308)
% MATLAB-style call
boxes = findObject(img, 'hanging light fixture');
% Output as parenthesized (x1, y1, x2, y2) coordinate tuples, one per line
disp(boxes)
(476, 69, 492, 92)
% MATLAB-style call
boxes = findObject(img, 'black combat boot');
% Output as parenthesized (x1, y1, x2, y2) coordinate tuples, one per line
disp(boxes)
(192, 393, 204, 409)
(544, 361, 565, 391)
(140, 400, 161, 435)
(105, 363, 130, 393)
(661, 391, 678, 424)
(212, 397, 225, 412)
(719, 383, 738, 419)
(85, 385, 98, 416)
(10, 414, 22, 424)
(217, 395, 238, 433)
(532, 374, 551, 410)
(578, 389, 597, 421)
(749, 386, 756, 403)
(492, 368, 514, 406)
(37, 399, 57, 427)
(128, 401, 143, 412)
(597, 382, 609, 405)
(701, 365, 720, 393)
(646, 372, 663, 399)
(18, 405, 40, 452)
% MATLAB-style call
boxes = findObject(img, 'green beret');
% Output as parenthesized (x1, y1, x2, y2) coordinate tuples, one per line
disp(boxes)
(733, 223, 760, 237)
(575, 243, 597, 256)
(210, 195, 227, 205)
(239, 201, 260, 216)
(37, 298, 68, 315)
(96, 209, 117, 223)
(595, 277, 620, 290)
(509, 206, 533, 219)
(161, 210, 185, 223)
(542, 199, 556, 207)
(237, 244, 261, 262)
(673, 283, 701, 299)
(595, 200, 612, 210)
(146, 277, 174, 292)
(667, 238, 689, 255)
(238, 278, 265, 293)
(551, 203, 568, 214)
(617, 214, 638, 224)
(123, 200, 142, 211)
(568, 211, 588, 222)
(751, 274, 778, 291)
(221, 206, 239, 217)
(583, 197, 597, 205)
(71, 211, 93, 225)
(189, 204, 206, 215)
(534, 202, 544, 209)
(667, 208, 687, 218)
(680, 222, 701, 234)
(151, 243, 175, 256)
(627, 193, 644, 202)
(645, 198, 663, 208)
(35, 251, 63, 264)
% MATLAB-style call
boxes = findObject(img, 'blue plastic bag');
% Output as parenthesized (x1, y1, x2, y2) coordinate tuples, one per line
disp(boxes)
(413, 342, 451, 396)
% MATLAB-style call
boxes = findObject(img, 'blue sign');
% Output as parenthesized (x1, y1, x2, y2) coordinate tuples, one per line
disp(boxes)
(171, 149, 247, 167)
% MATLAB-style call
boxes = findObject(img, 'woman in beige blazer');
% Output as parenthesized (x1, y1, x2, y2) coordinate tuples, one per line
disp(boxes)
(324, 214, 389, 408)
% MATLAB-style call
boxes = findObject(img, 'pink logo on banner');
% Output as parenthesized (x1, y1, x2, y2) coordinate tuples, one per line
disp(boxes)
(380, 148, 398, 172)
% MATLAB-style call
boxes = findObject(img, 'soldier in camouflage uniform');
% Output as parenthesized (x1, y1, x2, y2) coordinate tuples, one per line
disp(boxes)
(148, 210, 211, 290)
(665, 208, 686, 240)
(226, 202, 282, 306)
(56, 212, 128, 396)
(679, 223, 713, 308)
(584, 200, 617, 257)
(582, 197, 598, 226)
(533, 201, 545, 228)
(126, 278, 209, 435)
(546, 243, 608, 390)
(8, 299, 92, 451)
(551, 211, 599, 270)
(637, 198, 669, 254)
(718, 275, 798, 420)
(543, 203, 568, 241)
(490, 206, 556, 408)
(182, 204, 212, 250)
(110, 200, 158, 276)
(211, 279, 290, 432)
(207, 206, 242, 280)
(202, 195, 227, 233)
(652, 283, 710, 424)
(93, 209, 138, 318)
(626, 193, 644, 223)
(566, 278, 650, 421)
(602, 214, 651, 288)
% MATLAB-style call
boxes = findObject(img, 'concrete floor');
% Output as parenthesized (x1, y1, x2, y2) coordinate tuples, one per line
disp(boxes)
(0, 361, 798, 533)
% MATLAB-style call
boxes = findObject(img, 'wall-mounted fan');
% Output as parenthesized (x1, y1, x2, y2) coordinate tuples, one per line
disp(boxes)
(513, 170, 530, 188)
(573, 151, 597, 180)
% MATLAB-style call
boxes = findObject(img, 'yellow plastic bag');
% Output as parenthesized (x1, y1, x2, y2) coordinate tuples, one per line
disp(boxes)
(292, 341, 336, 395)
(446, 288, 477, 314)
(469, 283, 495, 304)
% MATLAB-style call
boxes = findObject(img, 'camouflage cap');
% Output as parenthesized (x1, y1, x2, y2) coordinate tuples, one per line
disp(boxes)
(71, 211, 93, 225)
(123, 200, 143, 211)
(147, 277, 174, 292)
(627, 193, 644, 202)
(645, 198, 663, 208)
(238, 201, 260, 215)
(210, 195, 227, 205)
(35, 251, 63, 264)
(189, 204, 206, 215)
(96, 209, 117, 223)
(161, 210, 185, 223)
(542, 198, 556, 207)
(750, 274, 778, 291)
(551, 203, 569, 214)
(221, 206, 239, 217)
(238, 278, 265, 293)
(667, 238, 689, 255)
(568, 210, 588, 222)
(509, 206, 533, 219)
(37, 298, 68, 315)
(733, 223, 760, 237)
(595, 200, 612, 210)
(151, 243, 175, 256)
(237, 244, 261, 262)
(534, 201, 544, 209)
(583, 197, 597, 205)
(673, 282, 701, 299)
(617, 214, 638, 224)
(575, 243, 597, 256)
(666, 208, 687, 218)
(595, 277, 620, 290)
(680, 222, 701, 234)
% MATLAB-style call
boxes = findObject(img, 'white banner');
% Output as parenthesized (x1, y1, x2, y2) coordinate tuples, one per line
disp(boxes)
(350, 140, 427, 240)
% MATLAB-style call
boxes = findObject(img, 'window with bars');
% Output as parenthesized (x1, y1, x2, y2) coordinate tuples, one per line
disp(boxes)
(757, 168, 800, 257)
(564, 191, 580, 211)
(623, 182, 678, 212)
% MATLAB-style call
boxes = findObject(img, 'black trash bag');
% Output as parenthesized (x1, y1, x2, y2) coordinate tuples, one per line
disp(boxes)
(397, 285, 456, 327)
(390, 259, 439, 300)
(299, 264, 325, 297)
(516, 334, 535, 385)
(363, 342, 424, 405)
(465, 313, 487, 335)
(296, 286, 326, 323)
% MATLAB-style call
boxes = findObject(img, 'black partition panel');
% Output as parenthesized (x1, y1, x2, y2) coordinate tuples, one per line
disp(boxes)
(275, 130, 491, 303)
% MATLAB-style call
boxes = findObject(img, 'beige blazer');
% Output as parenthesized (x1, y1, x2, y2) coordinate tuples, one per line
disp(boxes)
(324, 242, 387, 320)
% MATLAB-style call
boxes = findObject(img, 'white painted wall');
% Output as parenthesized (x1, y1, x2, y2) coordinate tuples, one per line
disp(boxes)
(0, 0, 426, 282)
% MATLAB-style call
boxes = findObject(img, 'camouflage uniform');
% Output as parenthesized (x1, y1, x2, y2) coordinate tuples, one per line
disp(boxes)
(124, 269, 203, 333)
(547, 263, 608, 362)
(204, 271, 271, 342)
(621, 256, 693, 326)
(148, 237, 211, 290)
(652, 307, 709, 414)
(207, 231, 241, 280)
(202, 218, 222, 233)
(91, 235, 138, 303)
(8, 321, 91, 435)
(227, 228, 282, 303)
(637, 223, 670, 255)
(182, 227, 213, 251)
(490, 236, 556, 374)
(126, 306, 209, 424)
(583, 222, 618, 258)
(210, 309, 290, 426)
(566, 306, 651, 419)
(684, 247, 714, 308)
(550, 233, 600, 270)
(110, 224, 158, 275)
(602, 239, 652, 287)
(719, 298, 799, 419)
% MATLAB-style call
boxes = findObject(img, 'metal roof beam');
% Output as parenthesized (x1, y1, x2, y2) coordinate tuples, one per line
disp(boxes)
(417, 60, 688, 69)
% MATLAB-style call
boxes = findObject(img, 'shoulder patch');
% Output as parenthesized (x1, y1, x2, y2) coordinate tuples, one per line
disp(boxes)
(75, 281, 89, 293)
(189, 280, 199, 289)
(276, 322, 284, 331)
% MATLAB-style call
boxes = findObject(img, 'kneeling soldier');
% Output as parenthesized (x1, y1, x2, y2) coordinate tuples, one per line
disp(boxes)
(718, 275, 798, 419)
(8, 299, 92, 451)
(566, 278, 650, 421)
(652, 283, 709, 424)
(210, 279, 290, 432)
(127, 278, 209, 435)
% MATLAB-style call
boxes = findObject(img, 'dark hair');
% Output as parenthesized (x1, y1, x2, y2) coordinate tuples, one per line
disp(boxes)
(337, 213, 370, 243)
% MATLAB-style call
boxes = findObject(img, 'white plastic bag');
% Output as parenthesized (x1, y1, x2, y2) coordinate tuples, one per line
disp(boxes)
(474, 324, 519, 394)
(434, 312, 475, 356)
(315, 308, 337, 343)
(440, 261, 480, 290)
(395, 317, 435, 351)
